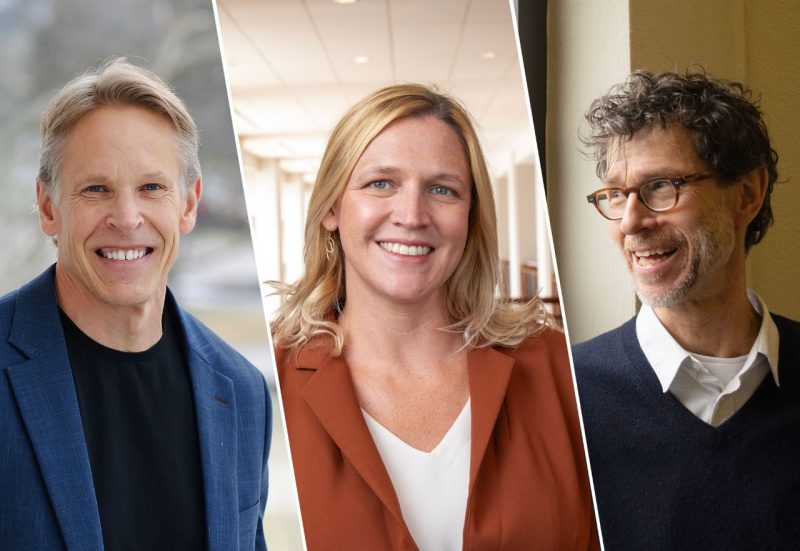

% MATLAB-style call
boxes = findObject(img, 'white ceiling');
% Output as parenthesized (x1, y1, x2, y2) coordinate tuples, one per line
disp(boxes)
(216, 0, 536, 181)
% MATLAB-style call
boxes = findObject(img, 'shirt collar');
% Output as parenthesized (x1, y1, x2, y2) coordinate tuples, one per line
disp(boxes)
(636, 304, 688, 392)
(747, 290, 780, 386)
(636, 290, 780, 393)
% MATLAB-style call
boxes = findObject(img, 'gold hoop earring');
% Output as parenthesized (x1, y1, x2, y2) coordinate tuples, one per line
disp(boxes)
(325, 232, 335, 261)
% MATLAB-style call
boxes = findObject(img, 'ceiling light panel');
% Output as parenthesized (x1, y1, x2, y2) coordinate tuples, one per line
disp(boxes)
(450, 22, 517, 80)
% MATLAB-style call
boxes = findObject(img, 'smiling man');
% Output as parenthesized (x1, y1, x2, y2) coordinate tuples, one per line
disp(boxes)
(0, 59, 270, 550)
(573, 71, 800, 550)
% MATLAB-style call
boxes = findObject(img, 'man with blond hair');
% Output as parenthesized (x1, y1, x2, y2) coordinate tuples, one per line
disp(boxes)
(0, 59, 270, 549)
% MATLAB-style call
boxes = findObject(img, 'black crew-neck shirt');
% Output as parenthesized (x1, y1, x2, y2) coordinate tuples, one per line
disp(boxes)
(62, 305, 207, 550)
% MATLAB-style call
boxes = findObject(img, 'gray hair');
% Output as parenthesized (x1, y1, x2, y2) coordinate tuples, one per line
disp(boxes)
(38, 58, 200, 200)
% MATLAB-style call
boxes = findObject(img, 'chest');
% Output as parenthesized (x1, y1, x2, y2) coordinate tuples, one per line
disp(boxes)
(349, 356, 469, 452)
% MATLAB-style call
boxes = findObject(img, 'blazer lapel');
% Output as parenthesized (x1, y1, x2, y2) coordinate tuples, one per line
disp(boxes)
(7, 268, 104, 550)
(467, 346, 514, 486)
(297, 344, 413, 542)
(179, 306, 237, 551)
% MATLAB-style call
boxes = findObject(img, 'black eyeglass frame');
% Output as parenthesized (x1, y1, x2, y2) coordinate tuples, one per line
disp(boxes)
(586, 172, 717, 220)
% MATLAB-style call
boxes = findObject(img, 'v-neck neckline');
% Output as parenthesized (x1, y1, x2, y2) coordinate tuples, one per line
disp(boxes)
(362, 400, 472, 455)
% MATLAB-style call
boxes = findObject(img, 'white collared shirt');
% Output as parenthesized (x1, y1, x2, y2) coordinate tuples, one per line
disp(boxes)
(636, 291, 780, 427)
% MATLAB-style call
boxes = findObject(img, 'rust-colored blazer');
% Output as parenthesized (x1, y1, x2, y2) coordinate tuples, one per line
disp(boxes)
(276, 328, 599, 550)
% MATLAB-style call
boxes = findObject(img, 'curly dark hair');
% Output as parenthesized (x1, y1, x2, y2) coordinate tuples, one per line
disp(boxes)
(582, 69, 778, 249)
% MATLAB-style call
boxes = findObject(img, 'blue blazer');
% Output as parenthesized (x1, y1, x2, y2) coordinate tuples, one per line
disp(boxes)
(0, 266, 270, 550)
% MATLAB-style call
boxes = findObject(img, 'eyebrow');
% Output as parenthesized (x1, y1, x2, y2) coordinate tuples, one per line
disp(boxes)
(358, 165, 467, 185)
(74, 171, 175, 185)
(73, 173, 111, 186)
(603, 167, 685, 186)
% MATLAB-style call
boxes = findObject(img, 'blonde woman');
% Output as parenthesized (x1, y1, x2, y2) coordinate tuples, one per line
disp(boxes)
(272, 84, 597, 550)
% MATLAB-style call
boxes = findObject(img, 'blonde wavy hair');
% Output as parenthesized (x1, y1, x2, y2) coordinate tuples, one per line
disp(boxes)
(272, 83, 551, 355)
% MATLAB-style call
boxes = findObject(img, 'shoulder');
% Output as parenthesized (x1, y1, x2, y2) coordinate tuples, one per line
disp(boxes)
(572, 317, 636, 370)
(273, 337, 334, 396)
(0, 267, 56, 323)
(772, 313, 800, 383)
(273, 344, 294, 373)
(0, 268, 60, 365)
(0, 287, 21, 366)
(489, 328, 587, 443)
(773, 312, 800, 340)
(0, 286, 19, 331)
(498, 326, 570, 366)
(570, 318, 650, 414)
(489, 327, 573, 394)
(174, 302, 267, 396)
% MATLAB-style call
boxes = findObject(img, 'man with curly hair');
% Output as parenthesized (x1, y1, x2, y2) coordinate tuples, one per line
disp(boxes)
(574, 70, 799, 550)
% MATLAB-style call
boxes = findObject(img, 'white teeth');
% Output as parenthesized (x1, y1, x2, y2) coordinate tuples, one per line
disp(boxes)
(379, 242, 431, 256)
(101, 248, 147, 261)
(633, 248, 676, 267)
(634, 249, 670, 258)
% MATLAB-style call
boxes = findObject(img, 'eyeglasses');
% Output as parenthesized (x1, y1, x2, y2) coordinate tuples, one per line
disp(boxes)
(586, 173, 716, 220)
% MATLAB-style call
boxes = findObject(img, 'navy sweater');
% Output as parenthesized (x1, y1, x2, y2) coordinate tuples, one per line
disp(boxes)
(573, 314, 800, 551)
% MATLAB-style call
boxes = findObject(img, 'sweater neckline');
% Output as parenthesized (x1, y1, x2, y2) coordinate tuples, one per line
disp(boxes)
(617, 317, 779, 442)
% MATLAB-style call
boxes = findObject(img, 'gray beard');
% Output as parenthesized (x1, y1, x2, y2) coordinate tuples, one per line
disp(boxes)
(636, 255, 699, 308)
(633, 218, 734, 309)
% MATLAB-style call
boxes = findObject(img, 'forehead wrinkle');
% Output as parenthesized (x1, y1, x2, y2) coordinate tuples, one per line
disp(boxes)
(603, 167, 688, 187)
(429, 172, 466, 184)
(140, 171, 173, 182)
(359, 165, 399, 176)
(354, 164, 466, 185)
(602, 126, 703, 187)
(67, 169, 176, 184)
(603, 136, 629, 185)
(71, 172, 113, 186)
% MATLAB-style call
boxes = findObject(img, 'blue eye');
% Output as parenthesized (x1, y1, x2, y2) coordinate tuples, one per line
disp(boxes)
(85, 185, 106, 193)
(368, 180, 390, 190)
(142, 183, 164, 192)
(431, 185, 455, 196)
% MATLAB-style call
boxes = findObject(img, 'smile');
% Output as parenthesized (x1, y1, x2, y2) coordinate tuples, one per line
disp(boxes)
(378, 242, 432, 256)
(633, 248, 677, 267)
(97, 248, 151, 261)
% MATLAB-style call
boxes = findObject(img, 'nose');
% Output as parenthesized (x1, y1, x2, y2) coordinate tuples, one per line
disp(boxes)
(618, 192, 656, 235)
(106, 190, 144, 231)
(391, 185, 430, 228)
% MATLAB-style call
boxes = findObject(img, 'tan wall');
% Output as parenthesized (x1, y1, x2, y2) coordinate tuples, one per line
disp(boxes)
(743, 1, 800, 320)
(548, 0, 800, 344)
(629, 0, 747, 79)
(547, 0, 633, 344)
(631, 0, 800, 320)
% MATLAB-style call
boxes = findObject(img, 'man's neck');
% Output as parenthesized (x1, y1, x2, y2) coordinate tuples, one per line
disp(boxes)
(54, 269, 165, 352)
(653, 290, 761, 358)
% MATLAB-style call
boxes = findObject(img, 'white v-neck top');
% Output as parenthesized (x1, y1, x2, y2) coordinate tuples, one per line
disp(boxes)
(362, 401, 471, 551)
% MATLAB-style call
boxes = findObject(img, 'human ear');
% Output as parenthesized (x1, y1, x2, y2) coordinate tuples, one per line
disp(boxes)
(36, 178, 59, 237)
(179, 178, 202, 234)
(734, 167, 769, 228)
(322, 206, 339, 232)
